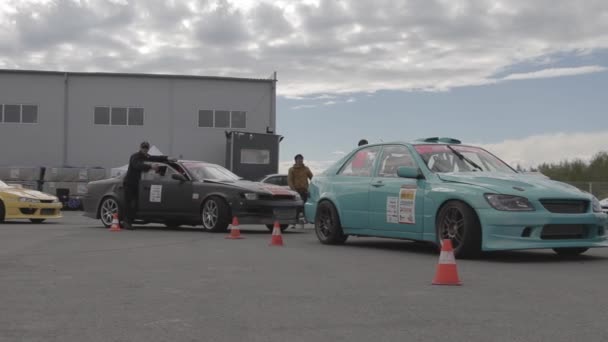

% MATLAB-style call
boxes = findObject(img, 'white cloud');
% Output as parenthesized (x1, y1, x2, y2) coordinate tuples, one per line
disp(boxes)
(478, 131, 608, 169)
(291, 104, 317, 110)
(332, 151, 346, 155)
(1, 0, 608, 96)
(346, 97, 356, 103)
(501, 66, 608, 81)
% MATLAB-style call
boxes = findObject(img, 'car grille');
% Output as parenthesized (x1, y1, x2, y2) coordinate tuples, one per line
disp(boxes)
(19, 208, 37, 215)
(541, 224, 588, 240)
(540, 200, 588, 214)
(41, 209, 57, 216)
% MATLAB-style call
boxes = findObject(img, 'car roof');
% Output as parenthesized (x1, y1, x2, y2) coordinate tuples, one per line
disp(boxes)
(360, 137, 465, 148)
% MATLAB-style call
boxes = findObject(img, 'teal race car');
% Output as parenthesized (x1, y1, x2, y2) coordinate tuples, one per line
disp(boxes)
(305, 137, 608, 258)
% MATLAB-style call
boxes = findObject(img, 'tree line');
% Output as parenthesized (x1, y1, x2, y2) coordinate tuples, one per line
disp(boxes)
(523, 151, 608, 182)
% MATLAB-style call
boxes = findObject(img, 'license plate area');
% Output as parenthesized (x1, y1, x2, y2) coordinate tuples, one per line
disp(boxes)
(541, 224, 587, 240)
(41, 209, 56, 216)
(273, 208, 297, 220)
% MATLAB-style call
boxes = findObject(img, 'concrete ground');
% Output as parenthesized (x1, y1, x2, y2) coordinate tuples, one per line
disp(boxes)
(1, 212, 607, 342)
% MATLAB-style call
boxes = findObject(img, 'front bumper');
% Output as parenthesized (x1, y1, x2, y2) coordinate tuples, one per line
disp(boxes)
(477, 209, 608, 251)
(4, 202, 63, 220)
(230, 199, 303, 225)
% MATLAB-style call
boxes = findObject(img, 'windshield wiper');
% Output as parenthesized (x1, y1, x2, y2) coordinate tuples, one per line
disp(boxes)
(446, 145, 483, 171)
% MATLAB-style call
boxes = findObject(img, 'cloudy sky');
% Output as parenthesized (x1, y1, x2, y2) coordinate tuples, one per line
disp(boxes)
(1, 0, 607, 173)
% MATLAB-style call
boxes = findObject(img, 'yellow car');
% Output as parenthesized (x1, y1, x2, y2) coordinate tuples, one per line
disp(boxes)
(0, 180, 62, 223)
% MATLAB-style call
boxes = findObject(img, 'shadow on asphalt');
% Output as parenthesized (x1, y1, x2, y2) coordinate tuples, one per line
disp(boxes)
(340, 238, 608, 263)
(86, 224, 309, 235)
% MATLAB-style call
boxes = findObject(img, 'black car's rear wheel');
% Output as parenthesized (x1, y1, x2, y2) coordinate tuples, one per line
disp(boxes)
(315, 201, 348, 245)
(553, 247, 589, 256)
(99, 197, 119, 228)
(436, 201, 481, 259)
(201, 196, 230, 232)
(266, 224, 289, 232)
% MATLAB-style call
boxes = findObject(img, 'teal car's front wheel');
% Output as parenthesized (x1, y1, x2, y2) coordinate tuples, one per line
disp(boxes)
(315, 201, 348, 245)
(436, 201, 481, 259)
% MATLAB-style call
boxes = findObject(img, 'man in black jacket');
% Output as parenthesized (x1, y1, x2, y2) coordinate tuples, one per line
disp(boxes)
(121, 141, 172, 229)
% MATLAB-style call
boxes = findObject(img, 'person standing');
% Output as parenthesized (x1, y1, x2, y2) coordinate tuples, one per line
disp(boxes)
(121, 141, 172, 229)
(288, 154, 313, 203)
(352, 139, 370, 174)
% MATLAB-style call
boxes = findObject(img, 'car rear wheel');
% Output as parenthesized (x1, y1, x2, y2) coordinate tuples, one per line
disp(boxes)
(315, 201, 348, 245)
(201, 197, 230, 232)
(553, 247, 588, 256)
(436, 200, 481, 259)
(266, 224, 289, 232)
(30, 219, 46, 224)
(0, 200, 5, 223)
(99, 197, 119, 228)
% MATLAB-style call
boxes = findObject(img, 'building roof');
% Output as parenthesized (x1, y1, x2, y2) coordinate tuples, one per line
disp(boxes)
(0, 69, 276, 84)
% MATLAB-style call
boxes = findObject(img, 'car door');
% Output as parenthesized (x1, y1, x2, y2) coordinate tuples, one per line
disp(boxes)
(138, 163, 193, 216)
(369, 145, 425, 237)
(332, 146, 381, 230)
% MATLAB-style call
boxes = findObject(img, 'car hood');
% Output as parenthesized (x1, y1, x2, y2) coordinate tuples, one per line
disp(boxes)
(204, 179, 298, 196)
(1, 187, 58, 200)
(437, 172, 590, 199)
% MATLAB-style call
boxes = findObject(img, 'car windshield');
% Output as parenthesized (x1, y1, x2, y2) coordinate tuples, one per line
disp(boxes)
(182, 162, 241, 182)
(414, 144, 515, 173)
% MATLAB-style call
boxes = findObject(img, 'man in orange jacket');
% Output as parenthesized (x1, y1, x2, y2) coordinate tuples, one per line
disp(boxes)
(288, 154, 313, 203)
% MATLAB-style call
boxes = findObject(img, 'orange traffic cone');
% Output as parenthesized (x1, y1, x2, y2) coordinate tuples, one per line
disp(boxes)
(109, 213, 122, 232)
(226, 217, 244, 239)
(269, 221, 284, 246)
(432, 239, 462, 286)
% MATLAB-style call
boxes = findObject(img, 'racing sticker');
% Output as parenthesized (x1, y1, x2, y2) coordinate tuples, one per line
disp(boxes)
(398, 186, 416, 224)
(262, 186, 293, 196)
(149, 185, 162, 203)
(387, 197, 399, 223)
(192, 193, 200, 200)
(78, 169, 88, 181)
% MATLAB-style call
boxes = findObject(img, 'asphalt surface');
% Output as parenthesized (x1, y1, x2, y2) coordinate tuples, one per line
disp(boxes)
(1, 212, 607, 342)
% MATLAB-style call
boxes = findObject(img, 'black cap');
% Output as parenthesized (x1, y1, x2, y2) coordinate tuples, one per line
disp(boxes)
(358, 139, 368, 146)
(140, 141, 150, 149)
(295, 154, 304, 160)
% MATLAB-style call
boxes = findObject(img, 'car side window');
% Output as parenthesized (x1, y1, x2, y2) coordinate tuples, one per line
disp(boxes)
(279, 176, 288, 186)
(338, 146, 380, 177)
(265, 176, 280, 185)
(378, 145, 417, 178)
(141, 163, 179, 181)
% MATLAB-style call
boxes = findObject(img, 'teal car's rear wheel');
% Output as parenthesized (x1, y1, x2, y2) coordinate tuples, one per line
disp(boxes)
(436, 201, 481, 259)
(315, 201, 348, 245)
(553, 247, 588, 256)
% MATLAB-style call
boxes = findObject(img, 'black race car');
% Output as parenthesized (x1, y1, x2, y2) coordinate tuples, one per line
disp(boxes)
(83, 160, 302, 232)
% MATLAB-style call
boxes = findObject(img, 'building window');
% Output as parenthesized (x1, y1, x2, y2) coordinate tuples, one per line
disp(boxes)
(231, 111, 246, 128)
(21, 105, 38, 123)
(128, 108, 144, 126)
(4, 104, 22, 123)
(198, 110, 213, 127)
(215, 110, 230, 128)
(241, 149, 270, 165)
(94, 107, 110, 125)
(111, 107, 127, 125)
(95, 106, 144, 126)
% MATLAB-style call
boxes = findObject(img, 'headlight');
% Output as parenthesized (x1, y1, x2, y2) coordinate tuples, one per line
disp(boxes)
(484, 194, 534, 211)
(19, 197, 40, 203)
(243, 193, 259, 200)
(591, 197, 602, 213)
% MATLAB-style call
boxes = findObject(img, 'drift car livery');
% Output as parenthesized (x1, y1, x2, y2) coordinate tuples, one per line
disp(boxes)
(0, 180, 62, 223)
(305, 138, 608, 258)
(84, 161, 303, 232)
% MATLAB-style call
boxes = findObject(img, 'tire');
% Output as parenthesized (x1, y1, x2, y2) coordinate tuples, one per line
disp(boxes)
(201, 196, 230, 232)
(314, 201, 348, 245)
(553, 247, 589, 256)
(436, 200, 481, 259)
(0, 200, 5, 223)
(99, 197, 120, 228)
(266, 224, 289, 232)
(30, 219, 46, 224)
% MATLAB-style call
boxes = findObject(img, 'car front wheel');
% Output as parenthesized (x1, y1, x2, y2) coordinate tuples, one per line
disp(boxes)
(436, 200, 481, 259)
(99, 197, 119, 228)
(201, 197, 230, 232)
(315, 201, 348, 245)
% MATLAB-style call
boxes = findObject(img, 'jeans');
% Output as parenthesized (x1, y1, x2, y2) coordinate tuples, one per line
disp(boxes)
(122, 184, 138, 224)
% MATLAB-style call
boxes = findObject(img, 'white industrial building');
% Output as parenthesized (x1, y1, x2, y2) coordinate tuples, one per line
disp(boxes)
(0, 69, 277, 169)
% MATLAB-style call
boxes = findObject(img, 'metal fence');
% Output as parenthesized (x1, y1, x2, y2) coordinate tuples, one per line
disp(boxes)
(564, 182, 608, 200)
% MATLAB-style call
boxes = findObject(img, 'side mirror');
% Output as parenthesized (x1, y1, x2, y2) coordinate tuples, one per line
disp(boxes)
(172, 174, 187, 182)
(397, 166, 423, 179)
